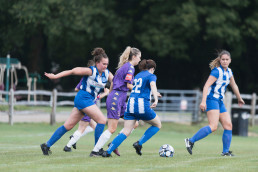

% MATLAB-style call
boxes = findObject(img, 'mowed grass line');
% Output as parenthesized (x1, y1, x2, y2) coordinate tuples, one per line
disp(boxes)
(0, 122, 257, 172)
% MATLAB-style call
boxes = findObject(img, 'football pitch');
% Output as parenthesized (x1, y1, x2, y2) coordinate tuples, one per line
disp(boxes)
(0, 122, 257, 172)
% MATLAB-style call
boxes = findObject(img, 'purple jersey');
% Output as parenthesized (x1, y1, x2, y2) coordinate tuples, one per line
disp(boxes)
(112, 62, 135, 92)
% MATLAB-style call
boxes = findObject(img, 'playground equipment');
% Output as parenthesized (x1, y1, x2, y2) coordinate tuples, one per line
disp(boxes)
(0, 54, 37, 101)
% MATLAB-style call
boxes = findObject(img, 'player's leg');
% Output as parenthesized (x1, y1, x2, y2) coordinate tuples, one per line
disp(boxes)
(103, 119, 136, 157)
(92, 118, 119, 155)
(131, 114, 161, 156)
(64, 119, 90, 152)
(219, 110, 234, 156)
(41, 108, 83, 155)
(81, 104, 106, 147)
(185, 109, 219, 155)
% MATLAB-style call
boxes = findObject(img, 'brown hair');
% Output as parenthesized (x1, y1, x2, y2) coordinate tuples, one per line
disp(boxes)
(117, 46, 141, 69)
(209, 50, 231, 70)
(138, 59, 156, 71)
(91, 47, 108, 63)
(87, 60, 95, 67)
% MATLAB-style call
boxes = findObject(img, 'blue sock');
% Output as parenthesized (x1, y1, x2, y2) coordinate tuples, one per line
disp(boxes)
(222, 130, 232, 153)
(138, 126, 160, 145)
(94, 123, 105, 145)
(189, 126, 212, 143)
(46, 125, 68, 147)
(107, 133, 127, 154)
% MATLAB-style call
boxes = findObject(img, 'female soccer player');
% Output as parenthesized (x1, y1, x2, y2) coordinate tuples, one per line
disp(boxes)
(90, 46, 141, 157)
(102, 59, 161, 157)
(63, 79, 110, 152)
(63, 60, 109, 152)
(185, 50, 245, 156)
(40, 47, 113, 155)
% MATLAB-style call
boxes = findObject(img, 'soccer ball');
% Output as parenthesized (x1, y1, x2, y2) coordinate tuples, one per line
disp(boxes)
(159, 144, 174, 157)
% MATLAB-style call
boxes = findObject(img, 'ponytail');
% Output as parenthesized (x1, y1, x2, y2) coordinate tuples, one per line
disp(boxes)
(117, 46, 131, 69)
(209, 57, 220, 70)
(117, 46, 141, 69)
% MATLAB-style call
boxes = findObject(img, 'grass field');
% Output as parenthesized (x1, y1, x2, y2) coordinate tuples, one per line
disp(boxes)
(0, 122, 258, 172)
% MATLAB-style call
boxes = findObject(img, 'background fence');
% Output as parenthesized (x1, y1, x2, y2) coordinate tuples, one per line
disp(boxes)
(0, 89, 257, 126)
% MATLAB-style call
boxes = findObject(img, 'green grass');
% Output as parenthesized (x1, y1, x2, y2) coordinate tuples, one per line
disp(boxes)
(0, 122, 257, 172)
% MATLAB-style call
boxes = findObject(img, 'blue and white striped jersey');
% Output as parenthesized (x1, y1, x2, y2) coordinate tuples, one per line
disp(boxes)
(207, 65, 233, 100)
(127, 70, 157, 114)
(80, 66, 109, 99)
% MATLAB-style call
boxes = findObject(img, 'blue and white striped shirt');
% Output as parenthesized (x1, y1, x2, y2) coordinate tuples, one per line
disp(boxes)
(127, 70, 157, 114)
(207, 65, 233, 100)
(80, 66, 109, 99)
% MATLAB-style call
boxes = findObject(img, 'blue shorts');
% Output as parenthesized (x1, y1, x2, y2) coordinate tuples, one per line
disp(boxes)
(74, 90, 95, 110)
(206, 98, 227, 113)
(124, 104, 156, 121)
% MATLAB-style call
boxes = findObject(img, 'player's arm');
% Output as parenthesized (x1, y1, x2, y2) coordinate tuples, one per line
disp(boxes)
(200, 76, 217, 111)
(150, 81, 158, 108)
(45, 67, 92, 80)
(108, 72, 114, 92)
(229, 76, 245, 106)
(99, 88, 110, 99)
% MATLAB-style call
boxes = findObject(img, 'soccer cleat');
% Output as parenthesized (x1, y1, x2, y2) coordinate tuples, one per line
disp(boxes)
(185, 138, 194, 155)
(102, 151, 112, 158)
(69, 135, 77, 149)
(133, 141, 142, 156)
(221, 151, 235, 156)
(108, 142, 120, 156)
(89, 148, 104, 157)
(40, 143, 52, 156)
(63, 146, 72, 152)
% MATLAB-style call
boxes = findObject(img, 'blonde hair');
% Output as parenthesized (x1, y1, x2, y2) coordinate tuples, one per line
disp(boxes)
(209, 50, 231, 70)
(117, 46, 141, 69)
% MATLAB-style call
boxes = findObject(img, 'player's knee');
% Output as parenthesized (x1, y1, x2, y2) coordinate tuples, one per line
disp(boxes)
(64, 124, 73, 131)
(210, 125, 217, 132)
(223, 123, 232, 130)
(108, 127, 117, 134)
(97, 117, 107, 124)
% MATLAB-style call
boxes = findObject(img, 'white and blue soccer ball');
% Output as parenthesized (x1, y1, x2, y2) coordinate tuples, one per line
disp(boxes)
(159, 144, 174, 157)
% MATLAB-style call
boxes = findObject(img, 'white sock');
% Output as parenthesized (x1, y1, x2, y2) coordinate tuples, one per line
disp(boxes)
(67, 130, 82, 148)
(81, 126, 94, 137)
(93, 130, 112, 152)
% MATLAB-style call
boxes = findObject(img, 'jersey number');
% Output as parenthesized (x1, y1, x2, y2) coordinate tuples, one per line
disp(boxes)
(132, 78, 142, 93)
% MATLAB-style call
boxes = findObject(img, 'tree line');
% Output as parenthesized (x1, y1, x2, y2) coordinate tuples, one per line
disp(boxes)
(0, 0, 257, 92)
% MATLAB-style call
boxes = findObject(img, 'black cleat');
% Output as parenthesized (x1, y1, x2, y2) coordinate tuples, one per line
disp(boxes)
(133, 141, 142, 156)
(102, 151, 112, 158)
(221, 151, 235, 156)
(69, 135, 76, 149)
(40, 143, 52, 156)
(185, 138, 194, 155)
(63, 146, 72, 152)
(89, 148, 104, 157)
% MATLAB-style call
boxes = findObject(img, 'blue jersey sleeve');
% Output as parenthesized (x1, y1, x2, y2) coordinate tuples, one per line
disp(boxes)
(210, 68, 219, 78)
(149, 74, 157, 83)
